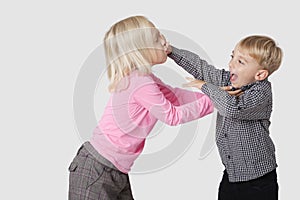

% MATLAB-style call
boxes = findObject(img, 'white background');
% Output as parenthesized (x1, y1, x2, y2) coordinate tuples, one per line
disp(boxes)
(1, 0, 299, 199)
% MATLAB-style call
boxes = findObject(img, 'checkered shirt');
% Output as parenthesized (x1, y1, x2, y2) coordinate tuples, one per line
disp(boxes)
(169, 46, 278, 182)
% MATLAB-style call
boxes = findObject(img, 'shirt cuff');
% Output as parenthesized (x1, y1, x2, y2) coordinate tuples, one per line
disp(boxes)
(168, 46, 182, 62)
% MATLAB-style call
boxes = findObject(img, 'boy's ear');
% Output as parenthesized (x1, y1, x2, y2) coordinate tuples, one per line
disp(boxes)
(255, 69, 269, 81)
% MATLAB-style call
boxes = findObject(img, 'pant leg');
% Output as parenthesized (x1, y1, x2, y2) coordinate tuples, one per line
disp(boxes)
(218, 170, 238, 200)
(237, 170, 278, 200)
(218, 169, 278, 200)
(68, 144, 134, 200)
(117, 175, 134, 200)
(88, 161, 134, 200)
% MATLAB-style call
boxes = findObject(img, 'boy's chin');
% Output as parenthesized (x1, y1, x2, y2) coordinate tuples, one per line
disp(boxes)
(231, 83, 240, 88)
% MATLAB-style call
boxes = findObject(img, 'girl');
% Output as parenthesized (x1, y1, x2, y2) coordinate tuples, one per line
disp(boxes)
(68, 15, 214, 200)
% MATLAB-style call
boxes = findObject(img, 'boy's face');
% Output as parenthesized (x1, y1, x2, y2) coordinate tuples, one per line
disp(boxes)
(229, 46, 266, 88)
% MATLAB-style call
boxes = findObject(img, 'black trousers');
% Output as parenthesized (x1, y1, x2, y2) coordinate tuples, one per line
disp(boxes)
(218, 170, 278, 200)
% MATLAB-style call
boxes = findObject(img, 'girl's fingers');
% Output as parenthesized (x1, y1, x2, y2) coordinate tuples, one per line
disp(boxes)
(182, 82, 193, 88)
(221, 86, 233, 91)
(185, 77, 195, 81)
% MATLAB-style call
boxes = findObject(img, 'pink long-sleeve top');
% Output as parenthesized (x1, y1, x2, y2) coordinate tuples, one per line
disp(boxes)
(90, 71, 213, 173)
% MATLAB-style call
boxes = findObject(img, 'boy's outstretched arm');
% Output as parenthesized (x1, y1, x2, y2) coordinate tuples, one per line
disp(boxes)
(184, 78, 272, 120)
(183, 78, 243, 97)
(201, 82, 272, 120)
(167, 45, 229, 87)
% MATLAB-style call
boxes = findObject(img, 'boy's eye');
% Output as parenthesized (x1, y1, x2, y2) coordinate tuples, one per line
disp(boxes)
(238, 60, 245, 65)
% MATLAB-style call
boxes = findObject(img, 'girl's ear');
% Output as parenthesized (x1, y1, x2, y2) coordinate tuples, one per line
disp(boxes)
(255, 69, 269, 81)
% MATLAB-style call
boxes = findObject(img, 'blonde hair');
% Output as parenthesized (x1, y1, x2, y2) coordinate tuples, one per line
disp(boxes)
(104, 16, 159, 92)
(237, 35, 283, 75)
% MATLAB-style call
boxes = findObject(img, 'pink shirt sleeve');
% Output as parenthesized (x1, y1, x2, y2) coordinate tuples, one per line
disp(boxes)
(133, 75, 214, 126)
(150, 74, 206, 105)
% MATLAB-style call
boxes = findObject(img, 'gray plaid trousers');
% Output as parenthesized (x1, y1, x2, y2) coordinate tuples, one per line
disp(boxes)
(68, 142, 134, 200)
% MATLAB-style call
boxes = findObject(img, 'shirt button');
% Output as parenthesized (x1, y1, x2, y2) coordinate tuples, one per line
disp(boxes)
(227, 155, 231, 159)
(237, 106, 241, 110)
(224, 134, 227, 138)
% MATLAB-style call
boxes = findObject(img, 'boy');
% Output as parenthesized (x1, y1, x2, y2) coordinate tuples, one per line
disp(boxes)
(167, 35, 283, 200)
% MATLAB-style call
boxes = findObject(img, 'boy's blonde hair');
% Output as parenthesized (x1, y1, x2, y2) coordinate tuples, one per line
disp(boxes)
(237, 35, 283, 75)
(104, 16, 159, 92)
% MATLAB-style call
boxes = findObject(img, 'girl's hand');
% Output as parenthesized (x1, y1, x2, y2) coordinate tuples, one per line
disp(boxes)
(183, 77, 206, 90)
(221, 86, 243, 96)
(183, 78, 243, 97)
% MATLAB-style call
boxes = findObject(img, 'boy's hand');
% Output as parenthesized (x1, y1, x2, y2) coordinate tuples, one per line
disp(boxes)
(221, 86, 243, 97)
(183, 77, 206, 90)
(165, 42, 172, 55)
(160, 34, 172, 55)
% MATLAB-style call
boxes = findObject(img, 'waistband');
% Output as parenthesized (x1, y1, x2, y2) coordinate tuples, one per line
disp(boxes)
(80, 141, 119, 171)
(223, 168, 277, 183)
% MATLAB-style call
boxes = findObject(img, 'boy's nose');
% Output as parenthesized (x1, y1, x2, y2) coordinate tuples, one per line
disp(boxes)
(229, 60, 234, 70)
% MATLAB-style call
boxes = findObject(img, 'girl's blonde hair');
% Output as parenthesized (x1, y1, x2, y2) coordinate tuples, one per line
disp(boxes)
(237, 35, 283, 75)
(104, 16, 158, 92)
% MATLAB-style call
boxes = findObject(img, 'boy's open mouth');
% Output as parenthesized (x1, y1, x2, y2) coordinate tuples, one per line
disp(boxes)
(230, 73, 237, 82)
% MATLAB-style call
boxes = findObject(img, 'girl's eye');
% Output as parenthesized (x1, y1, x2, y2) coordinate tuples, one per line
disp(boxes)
(230, 55, 233, 59)
(238, 60, 245, 65)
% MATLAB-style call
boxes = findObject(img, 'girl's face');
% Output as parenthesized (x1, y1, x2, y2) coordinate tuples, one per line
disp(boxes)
(149, 29, 168, 65)
(229, 46, 265, 88)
